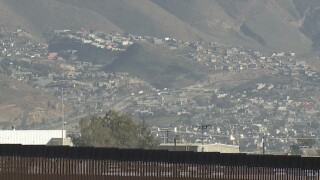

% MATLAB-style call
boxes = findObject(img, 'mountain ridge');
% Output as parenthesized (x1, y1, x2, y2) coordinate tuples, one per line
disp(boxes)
(1, 0, 320, 54)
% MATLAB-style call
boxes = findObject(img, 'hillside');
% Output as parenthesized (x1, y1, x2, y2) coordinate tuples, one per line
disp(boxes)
(0, 75, 63, 129)
(48, 37, 120, 65)
(59, 0, 213, 42)
(104, 42, 211, 89)
(2, 0, 122, 39)
(0, 0, 320, 54)
(301, 8, 320, 49)
(151, 0, 262, 49)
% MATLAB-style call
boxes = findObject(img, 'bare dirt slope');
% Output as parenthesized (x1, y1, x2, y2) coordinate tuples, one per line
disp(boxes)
(0, 75, 63, 129)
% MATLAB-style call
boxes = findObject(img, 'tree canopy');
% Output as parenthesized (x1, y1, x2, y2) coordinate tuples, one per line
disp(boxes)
(74, 110, 158, 149)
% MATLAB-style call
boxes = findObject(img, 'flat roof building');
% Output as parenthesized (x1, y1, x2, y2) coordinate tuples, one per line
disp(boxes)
(158, 143, 239, 153)
(0, 130, 72, 146)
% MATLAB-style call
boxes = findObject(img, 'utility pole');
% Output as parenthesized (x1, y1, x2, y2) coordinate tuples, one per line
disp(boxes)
(61, 88, 64, 144)
(198, 125, 211, 152)
(161, 129, 171, 143)
(262, 126, 267, 155)
(262, 136, 266, 155)
(185, 141, 189, 151)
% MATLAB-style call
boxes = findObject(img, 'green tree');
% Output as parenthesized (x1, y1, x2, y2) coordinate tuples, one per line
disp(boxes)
(137, 120, 159, 149)
(77, 115, 116, 147)
(105, 110, 139, 148)
(174, 134, 182, 143)
(75, 110, 158, 149)
(290, 144, 301, 155)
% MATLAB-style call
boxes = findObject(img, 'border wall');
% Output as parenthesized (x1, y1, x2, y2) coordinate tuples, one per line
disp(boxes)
(0, 144, 319, 180)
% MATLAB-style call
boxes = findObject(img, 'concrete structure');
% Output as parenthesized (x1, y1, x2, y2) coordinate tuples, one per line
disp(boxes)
(158, 143, 239, 153)
(47, 138, 73, 146)
(0, 130, 72, 146)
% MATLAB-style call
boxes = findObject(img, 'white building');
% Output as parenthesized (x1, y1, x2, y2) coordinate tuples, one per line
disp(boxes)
(0, 130, 72, 146)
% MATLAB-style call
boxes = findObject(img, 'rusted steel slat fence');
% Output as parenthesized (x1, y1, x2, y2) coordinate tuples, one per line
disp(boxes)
(0, 144, 320, 180)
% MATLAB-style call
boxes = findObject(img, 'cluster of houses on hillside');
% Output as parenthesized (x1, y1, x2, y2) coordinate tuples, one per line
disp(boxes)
(1, 27, 320, 153)
(0, 27, 47, 61)
(133, 76, 320, 153)
(55, 29, 133, 52)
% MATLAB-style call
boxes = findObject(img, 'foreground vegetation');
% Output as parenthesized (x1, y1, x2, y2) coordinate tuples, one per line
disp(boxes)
(73, 110, 158, 149)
